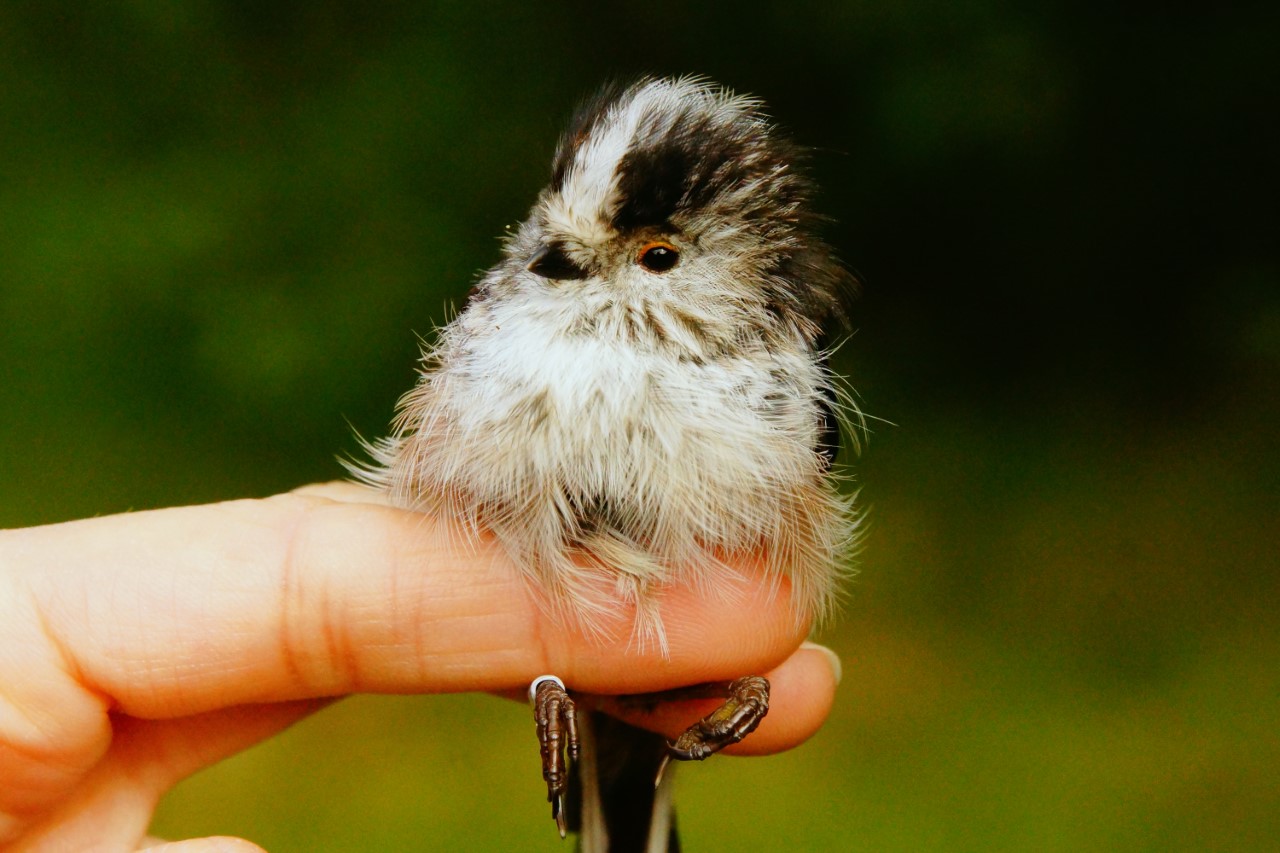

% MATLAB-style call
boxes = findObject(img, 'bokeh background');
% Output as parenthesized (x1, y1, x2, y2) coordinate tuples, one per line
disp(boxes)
(3, 1, 1277, 850)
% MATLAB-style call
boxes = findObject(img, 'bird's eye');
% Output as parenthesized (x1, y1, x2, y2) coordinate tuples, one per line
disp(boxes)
(637, 241, 680, 273)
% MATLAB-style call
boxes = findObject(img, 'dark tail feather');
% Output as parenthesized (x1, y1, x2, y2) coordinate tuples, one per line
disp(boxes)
(573, 711, 679, 853)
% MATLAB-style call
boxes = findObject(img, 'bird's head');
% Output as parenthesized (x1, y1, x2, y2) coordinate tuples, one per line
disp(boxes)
(486, 77, 850, 342)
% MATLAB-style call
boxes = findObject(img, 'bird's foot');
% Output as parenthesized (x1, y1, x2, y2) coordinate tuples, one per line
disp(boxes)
(530, 675, 579, 838)
(665, 675, 770, 761)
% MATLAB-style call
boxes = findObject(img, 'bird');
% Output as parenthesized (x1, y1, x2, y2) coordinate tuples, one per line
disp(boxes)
(354, 76, 858, 852)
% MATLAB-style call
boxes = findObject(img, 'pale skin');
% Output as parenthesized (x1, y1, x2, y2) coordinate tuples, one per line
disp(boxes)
(0, 482, 841, 852)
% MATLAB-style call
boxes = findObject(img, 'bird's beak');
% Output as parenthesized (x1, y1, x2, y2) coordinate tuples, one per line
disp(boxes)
(526, 243, 589, 281)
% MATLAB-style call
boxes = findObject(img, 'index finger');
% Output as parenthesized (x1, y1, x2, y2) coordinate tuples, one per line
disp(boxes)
(5, 484, 810, 721)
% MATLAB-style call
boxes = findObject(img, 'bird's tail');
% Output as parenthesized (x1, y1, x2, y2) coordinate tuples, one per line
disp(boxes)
(573, 711, 679, 853)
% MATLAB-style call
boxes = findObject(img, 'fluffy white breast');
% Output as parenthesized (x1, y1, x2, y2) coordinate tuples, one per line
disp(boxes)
(407, 291, 827, 545)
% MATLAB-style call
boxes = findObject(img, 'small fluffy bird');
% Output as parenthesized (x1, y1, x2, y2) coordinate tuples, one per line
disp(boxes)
(357, 77, 858, 852)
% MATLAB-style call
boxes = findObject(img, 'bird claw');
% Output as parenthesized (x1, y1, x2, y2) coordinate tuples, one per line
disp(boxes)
(665, 675, 770, 762)
(532, 674, 770, 826)
(531, 675, 578, 836)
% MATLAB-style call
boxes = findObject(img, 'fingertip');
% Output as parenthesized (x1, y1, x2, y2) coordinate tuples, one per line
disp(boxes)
(722, 642, 839, 755)
(800, 640, 843, 686)
(600, 642, 840, 756)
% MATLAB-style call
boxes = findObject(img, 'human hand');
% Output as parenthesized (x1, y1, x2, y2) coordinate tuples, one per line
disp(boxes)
(0, 482, 841, 851)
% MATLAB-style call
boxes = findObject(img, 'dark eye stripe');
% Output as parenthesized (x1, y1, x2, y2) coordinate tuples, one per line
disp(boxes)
(527, 242, 590, 280)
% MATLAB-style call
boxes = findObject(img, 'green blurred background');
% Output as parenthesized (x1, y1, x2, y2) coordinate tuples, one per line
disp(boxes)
(3, 1, 1277, 849)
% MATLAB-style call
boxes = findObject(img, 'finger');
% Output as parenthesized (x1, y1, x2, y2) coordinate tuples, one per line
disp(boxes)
(9, 489, 808, 722)
(598, 642, 841, 755)
(0, 700, 328, 848)
(110, 700, 333, 792)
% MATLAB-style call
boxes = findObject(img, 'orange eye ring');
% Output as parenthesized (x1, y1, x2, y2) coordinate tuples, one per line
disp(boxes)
(636, 241, 680, 273)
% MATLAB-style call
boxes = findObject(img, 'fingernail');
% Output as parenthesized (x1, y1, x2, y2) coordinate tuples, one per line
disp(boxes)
(801, 641, 843, 686)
